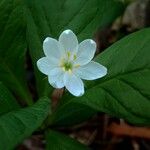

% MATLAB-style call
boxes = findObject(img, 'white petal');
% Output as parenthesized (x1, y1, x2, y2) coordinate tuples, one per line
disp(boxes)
(48, 67, 62, 76)
(63, 73, 84, 97)
(74, 39, 96, 65)
(48, 71, 64, 88)
(59, 29, 78, 54)
(37, 57, 58, 75)
(43, 37, 64, 59)
(74, 61, 107, 80)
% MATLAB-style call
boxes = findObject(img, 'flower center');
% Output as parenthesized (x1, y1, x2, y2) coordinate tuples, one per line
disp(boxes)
(63, 61, 73, 71)
(60, 51, 79, 73)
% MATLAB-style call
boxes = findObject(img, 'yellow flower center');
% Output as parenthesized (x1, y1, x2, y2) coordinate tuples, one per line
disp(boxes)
(63, 61, 73, 71)
(60, 51, 80, 73)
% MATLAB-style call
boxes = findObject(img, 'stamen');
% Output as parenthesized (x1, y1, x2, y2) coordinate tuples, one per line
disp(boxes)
(59, 58, 65, 67)
(60, 52, 75, 72)
(68, 69, 72, 74)
(74, 64, 80, 68)
(62, 67, 65, 71)
(67, 51, 71, 59)
(73, 54, 77, 60)
(61, 60, 73, 71)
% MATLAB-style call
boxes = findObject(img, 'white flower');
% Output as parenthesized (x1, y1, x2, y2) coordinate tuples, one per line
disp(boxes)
(37, 29, 107, 97)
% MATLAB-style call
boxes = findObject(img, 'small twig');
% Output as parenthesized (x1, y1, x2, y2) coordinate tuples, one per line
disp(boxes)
(51, 88, 64, 111)
(107, 123, 150, 139)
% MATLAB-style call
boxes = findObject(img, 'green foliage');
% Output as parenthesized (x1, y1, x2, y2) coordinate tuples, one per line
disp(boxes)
(0, 97, 50, 150)
(49, 101, 96, 126)
(0, 0, 32, 105)
(46, 130, 90, 150)
(54, 28, 150, 126)
(0, 82, 20, 115)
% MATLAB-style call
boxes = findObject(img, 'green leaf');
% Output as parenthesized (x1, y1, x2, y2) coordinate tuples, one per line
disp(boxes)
(49, 101, 96, 126)
(60, 28, 150, 126)
(41, 0, 125, 41)
(24, 0, 124, 97)
(46, 130, 90, 150)
(0, 0, 32, 105)
(0, 97, 50, 150)
(0, 82, 20, 115)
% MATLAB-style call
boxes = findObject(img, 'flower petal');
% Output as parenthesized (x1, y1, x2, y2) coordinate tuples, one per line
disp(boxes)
(59, 29, 78, 54)
(74, 39, 96, 65)
(74, 61, 107, 80)
(37, 57, 58, 75)
(48, 71, 64, 88)
(63, 73, 84, 97)
(43, 37, 64, 59)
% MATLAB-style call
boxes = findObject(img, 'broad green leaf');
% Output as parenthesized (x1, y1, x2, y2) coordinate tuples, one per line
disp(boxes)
(46, 130, 90, 150)
(49, 102, 96, 126)
(57, 28, 150, 126)
(24, 0, 125, 97)
(40, 0, 125, 41)
(0, 82, 20, 115)
(0, 97, 50, 150)
(0, 0, 32, 105)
